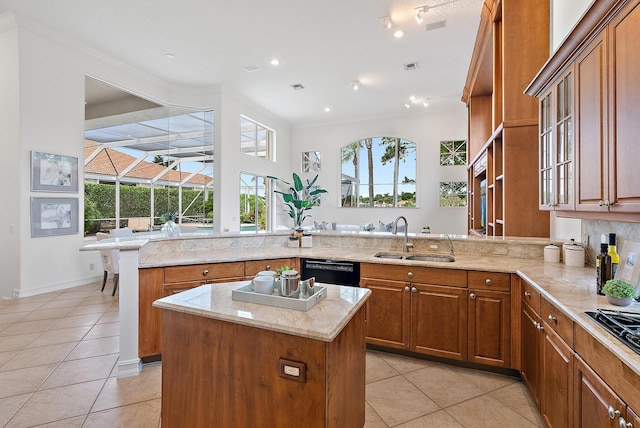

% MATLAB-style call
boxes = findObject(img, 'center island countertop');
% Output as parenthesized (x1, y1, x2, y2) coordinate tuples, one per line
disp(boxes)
(152, 281, 370, 342)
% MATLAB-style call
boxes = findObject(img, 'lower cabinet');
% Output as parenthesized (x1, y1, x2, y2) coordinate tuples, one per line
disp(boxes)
(574, 356, 625, 428)
(467, 288, 511, 367)
(520, 302, 542, 409)
(360, 277, 410, 350)
(540, 322, 574, 428)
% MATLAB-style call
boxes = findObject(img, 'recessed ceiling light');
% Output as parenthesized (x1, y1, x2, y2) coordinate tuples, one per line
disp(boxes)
(324, 107, 331, 112)
(351, 80, 360, 91)
(409, 95, 416, 101)
(165, 53, 175, 59)
(393, 30, 404, 38)
(404, 103, 411, 109)
(270, 58, 280, 66)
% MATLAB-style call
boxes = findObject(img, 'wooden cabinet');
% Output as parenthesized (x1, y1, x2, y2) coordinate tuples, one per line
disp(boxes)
(245, 258, 296, 277)
(520, 302, 541, 409)
(360, 277, 409, 350)
(574, 356, 625, 428)
(540, 320, 574, 428)
(163, 262, 244, 296)
(528, 0, 640, 220)
(464, 0, 550, 237)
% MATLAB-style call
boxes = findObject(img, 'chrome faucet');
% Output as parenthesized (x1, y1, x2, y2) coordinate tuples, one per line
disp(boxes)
(444, 234, 455, 257)
(392, 216, 414, 253)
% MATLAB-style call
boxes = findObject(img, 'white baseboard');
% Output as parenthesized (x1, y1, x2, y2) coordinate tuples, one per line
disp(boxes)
(117, 358, 142, 378)
(13, 275, 103, 298)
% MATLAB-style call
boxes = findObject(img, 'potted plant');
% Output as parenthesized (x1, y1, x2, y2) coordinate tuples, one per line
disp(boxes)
(602, 279, 638, 306)
(268, 173, 327, 229)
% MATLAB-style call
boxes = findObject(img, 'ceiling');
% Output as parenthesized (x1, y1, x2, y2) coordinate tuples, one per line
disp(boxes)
(0, 0, 483, 126)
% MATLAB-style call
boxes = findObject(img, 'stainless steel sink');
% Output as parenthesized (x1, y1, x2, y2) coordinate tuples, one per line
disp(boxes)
(373, 252, 405, 259)
(373, 252, 455, 262)
(405, 255, 455, 263)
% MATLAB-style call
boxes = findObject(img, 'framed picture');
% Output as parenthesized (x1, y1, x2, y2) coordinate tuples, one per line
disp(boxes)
(614, 240, 640, 290)
(30, 197, 79, 237)
(31, 151, 79, 192)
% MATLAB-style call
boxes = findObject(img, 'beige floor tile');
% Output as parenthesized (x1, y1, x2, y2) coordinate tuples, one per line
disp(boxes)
(0, 364, 57, 399)
(84, 399, 161, 428)
(395, 410, 464, 428)
(97, 311, 120, 324)
(378, 352, 439, 374)
(0, 342, 76, 372)
(6, 380, 105, 428)
(66, 303, 114, 317)
(367, 376, 440, 427)
(84, 322, 119, 340)
(65, 336, 119, 361)
(39, 298, 85, 310)
(366, 351, 400, 384)
(404, 365, 485, 408)
(0, 301, 46, 314)
(0, 350, 19, 368)
(40, 354, 119, 390)
(92, 364, 161, 412)
(27, 325, 93, 348)
(449, 365, 518, 393)
(32, 415, 86, 427)
(50, 313, 103, 330)
(0, 312, 29, 325)
(0, 333, 41, 353)
(18, 307, 74, 322)
(55, 290, 98, 301)
(364, 401, 388, 428)
(0, 394, 31, 427)
(489, 382, 545, 426)
(445, 395, 539, 428)
(0, 319, 55, 337)
(81, 295, 118, 306)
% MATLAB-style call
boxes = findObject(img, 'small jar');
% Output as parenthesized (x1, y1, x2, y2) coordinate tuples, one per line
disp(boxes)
(544, 245, 560, 263)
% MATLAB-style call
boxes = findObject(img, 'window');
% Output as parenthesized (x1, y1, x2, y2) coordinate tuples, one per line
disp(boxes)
(440, 140, 467, 166)
(302, 151, 321, 172)
(240, 173, 269, 232)
(240, 116, 274, 159)
(440, 182, 467, 207)
(341, 137, 416, 207)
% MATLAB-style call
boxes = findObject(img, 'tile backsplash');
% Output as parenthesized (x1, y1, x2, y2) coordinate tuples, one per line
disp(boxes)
(582, 220, 640, 266)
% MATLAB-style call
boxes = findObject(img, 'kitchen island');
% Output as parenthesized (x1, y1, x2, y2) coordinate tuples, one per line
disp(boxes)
(153, 280, 370, 428)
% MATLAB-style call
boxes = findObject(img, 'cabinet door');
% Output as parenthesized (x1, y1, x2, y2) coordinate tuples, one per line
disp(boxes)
(574, 356, 625, 428)
(541, 324, 574, 428)
(539, 88, 554, 210)
(521, 302, 541, 409)
(626, 407, 640, 428)
(411, 283, 467, 360)
(138, 268, 164, 359)
(467, 289, 511, 368)
(361, 278, 410, 350)
(575, 32, 608, 212)
(245, 258, 294, 277)
(554, 70, 575, 210)
(608, 0, 640, 212)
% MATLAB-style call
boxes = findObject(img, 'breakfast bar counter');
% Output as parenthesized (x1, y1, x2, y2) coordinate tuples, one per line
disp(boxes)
(153, 281, 370, 428)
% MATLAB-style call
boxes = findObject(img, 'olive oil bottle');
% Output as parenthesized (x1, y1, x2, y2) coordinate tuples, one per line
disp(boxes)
(596, 243, 611, 295)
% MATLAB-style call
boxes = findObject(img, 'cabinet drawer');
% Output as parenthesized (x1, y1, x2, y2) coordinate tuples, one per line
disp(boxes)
(361, 263, 467, 287)
(245, 258, 293, 277)
(541, 298, 573, 347)
(521, 279, 541, 314)
(164, 262, 245, 283)
(468, 271, 511, 292)
(163, 280, 205, 296)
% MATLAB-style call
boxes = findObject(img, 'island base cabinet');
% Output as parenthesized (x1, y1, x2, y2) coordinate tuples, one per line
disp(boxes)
(160, 307, 366, 428)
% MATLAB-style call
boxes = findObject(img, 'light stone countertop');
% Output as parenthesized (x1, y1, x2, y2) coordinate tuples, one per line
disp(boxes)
(152, 281, 370, 342)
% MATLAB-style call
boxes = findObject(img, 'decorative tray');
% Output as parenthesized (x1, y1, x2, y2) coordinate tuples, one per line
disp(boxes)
(231, 282, 327, 311)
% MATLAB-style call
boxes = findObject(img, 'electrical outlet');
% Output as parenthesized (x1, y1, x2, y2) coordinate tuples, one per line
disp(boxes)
(430, 244, 439, 249)
(89, 263, 95, 270)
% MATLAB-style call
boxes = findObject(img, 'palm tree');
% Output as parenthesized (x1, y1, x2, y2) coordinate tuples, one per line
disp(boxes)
(341, 142, 362, 206)
(364, 138, 374, 206)
(380, 137, 415, 206)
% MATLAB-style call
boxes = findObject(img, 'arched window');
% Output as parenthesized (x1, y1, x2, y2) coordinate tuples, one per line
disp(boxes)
(341, 137, 416, 207)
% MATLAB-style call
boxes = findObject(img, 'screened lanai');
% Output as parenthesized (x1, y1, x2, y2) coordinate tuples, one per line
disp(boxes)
(84, 78, 215, 234)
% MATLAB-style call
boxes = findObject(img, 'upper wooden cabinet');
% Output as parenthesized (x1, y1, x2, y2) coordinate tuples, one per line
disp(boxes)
(464, 0, 551, 237)
(527, 0, 640, 220)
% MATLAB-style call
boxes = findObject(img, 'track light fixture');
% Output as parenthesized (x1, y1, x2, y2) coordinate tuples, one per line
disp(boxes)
(351, 80, 360, 91)
(380, 15, 392, 29)
(414, 6, 427, 23)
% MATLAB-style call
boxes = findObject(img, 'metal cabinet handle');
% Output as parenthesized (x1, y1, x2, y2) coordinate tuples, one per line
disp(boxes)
(600, 200, 611, 207)
(407, 272, 414, 278)
(524, 292, 531, 298)
(404, 286, 410, 292)
(411, 287, 417, 293)
(266, 265, 271, 270)
(203, 269, 209, 276)
(532, 320, 538, 327)
(485, 278, 492, 285)
(619, 417, 632, 428)
(548, 314, 557, 322)
(470, 293, 476, 299)
(609, 406, 620, 419)
(537, 323, 544, 331)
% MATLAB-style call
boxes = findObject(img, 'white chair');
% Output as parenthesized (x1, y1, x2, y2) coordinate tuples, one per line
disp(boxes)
(109, 227, 133, 238)
(96, 232, 120, 296)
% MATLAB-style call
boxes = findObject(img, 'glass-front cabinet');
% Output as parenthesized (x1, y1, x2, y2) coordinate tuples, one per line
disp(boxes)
(538, 69, 574, 211)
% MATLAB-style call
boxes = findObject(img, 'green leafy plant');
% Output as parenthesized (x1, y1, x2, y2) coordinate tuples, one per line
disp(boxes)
(268, 173, 327, 228)
(276, 265, 293, 278)
(602, 279, 637, 298)
(160, 211, 178, 223)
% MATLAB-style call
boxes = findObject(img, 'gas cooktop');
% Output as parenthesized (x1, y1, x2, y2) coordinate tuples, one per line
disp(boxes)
(585, 309, 640, 356)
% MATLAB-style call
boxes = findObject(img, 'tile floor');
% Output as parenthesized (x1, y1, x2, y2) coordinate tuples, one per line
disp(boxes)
(0, 282, 544, 427)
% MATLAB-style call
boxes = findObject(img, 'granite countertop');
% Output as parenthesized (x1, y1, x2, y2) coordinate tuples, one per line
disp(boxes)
(152, 281, 370, 342)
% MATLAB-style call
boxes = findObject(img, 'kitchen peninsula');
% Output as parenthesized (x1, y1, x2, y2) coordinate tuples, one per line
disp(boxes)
(153, 281, 370, 427)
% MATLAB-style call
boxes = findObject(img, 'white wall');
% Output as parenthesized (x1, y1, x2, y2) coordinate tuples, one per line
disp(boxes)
(291, 106, 469, 235)
(551, 0, 594, 51)
(0, 14, 21, 299)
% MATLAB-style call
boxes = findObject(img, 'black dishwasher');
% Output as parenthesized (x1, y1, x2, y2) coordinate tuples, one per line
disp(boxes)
(300, 258, 360, 287)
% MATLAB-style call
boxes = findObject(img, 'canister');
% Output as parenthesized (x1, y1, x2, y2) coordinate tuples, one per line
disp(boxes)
(565, 245, 585, 267)
(544, 245, 560, 263)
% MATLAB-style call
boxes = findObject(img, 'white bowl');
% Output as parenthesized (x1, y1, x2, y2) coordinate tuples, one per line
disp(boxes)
(252, 276, 275, 295)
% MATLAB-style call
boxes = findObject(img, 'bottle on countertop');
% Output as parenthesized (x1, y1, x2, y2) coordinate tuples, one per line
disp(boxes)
(608, 233, 620, 277)
(596, 243, 611, 295)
